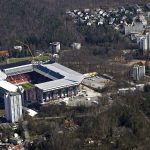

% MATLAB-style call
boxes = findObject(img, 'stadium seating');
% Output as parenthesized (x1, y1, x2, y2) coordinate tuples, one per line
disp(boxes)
(6, 73, 31, 85)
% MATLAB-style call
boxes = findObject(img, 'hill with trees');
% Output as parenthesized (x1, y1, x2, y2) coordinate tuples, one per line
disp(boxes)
(0, 0, 149, 50)
(0, 1, 150, 150)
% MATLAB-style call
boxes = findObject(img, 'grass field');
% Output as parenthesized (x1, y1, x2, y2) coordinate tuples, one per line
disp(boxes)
(7, 55, 49, 64)
(21, 83, 34, 90)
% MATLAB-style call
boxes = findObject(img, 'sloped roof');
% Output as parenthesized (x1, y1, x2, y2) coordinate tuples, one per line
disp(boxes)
(0, 80, 18, 92)
(35, 63, 84, 91)
(2, 62, 84, 91)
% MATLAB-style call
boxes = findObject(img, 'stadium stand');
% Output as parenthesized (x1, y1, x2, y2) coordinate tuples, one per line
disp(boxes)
(35, 65, 64, 79)
(3, 64, 33, 76)
(6, 74, 31, 85)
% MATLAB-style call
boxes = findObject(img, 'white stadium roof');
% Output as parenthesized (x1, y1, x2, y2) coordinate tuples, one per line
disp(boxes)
(3, 64, 33, 76)
(0, 80, 18, 92)
(35, 78, 80, 92)
(35, 63, 84, 91)
(0, 71, 7, 80)
(48, 63, 82, 76)
(2, 62, 84, 91)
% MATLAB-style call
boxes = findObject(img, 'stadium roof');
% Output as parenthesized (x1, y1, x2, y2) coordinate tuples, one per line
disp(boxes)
(0, 71, 7, 80)
(2, 62, 84, 91)
(41, 63, 82, 79)
(0, 80, 18, 92)
(35, 63, 84, 91)
(35, 78, 80, 92)
(47, 63, 82, 76)
(3, 64, 33, 76)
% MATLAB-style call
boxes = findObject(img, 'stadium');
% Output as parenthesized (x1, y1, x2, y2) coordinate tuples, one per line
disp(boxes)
(1, 62, 84, 105)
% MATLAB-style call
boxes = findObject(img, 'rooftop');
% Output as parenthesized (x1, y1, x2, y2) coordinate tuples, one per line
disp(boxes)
(2, 62, 84, 91)
(35, 78, 79, 92)
(0, 80, 18, 92)
(35, 63, 84, 91)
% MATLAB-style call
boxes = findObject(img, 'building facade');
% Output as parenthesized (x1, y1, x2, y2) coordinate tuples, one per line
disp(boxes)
(0, 62, 84, 121)
(139, 32, 150, 53)
(49, 42, 61, 54)
(36, 84, 79, 103)
(131, 64, 145, 81)
(4, 92, 22, 123)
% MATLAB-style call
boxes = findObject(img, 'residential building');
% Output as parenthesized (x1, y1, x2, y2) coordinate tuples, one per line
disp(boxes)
(139, 32, 150, 53)
(124, 21, 144, 35)
(131, 63, 145, 81)
(49, 42, 60, 54)
(4, 92, 22, 123)
(140, 37, 148, 51)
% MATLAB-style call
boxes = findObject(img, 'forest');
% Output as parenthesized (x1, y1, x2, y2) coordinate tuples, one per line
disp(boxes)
(0, 0, 150, 149)
(0, 0, 149, 50)
(23, 90, 150, 150)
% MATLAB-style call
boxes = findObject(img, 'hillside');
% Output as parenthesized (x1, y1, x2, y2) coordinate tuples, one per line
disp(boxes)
(0, 0, 149, 49)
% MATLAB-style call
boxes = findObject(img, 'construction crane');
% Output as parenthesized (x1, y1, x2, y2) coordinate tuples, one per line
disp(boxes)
(16, 40, 34, 61)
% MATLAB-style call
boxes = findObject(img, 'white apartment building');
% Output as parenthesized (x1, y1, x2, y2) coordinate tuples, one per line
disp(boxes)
(0, 80, 23, 123)
(131, 64, 145, 81)
(139, 32, 150, 53)
(4, 92, 22, 123)
(49, 42, 61, 53)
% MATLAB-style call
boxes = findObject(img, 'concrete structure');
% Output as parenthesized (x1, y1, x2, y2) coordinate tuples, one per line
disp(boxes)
(118, 84, 145, 95)
(139, 32, 150, 53)
(140, 37, 148, 51)
(4, 92, 22, 123)
(139, 65, 145, 80)
(131, 63, 145, 81)
(135, 84, 145, 92)
(49, 42, 60, 53)
(0, 62, 84, 122)
(71, 43, 81, 50)
(34, 63, 84, 103)
(118, 87, 136, 95)
(82, 76, 110, 90)
(146, 32, 150, 50)
(1, 62, 84, 105)
(124, 22, 144, 35)
(22, 107, 37, 117)
(0, 80, 22, 123)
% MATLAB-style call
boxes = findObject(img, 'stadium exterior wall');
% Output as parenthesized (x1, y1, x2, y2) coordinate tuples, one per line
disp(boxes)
(36, 85, 80, 103)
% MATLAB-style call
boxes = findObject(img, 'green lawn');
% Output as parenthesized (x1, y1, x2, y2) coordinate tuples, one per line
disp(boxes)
(7, 55, 49, 64)
(21, 83, 34, 90)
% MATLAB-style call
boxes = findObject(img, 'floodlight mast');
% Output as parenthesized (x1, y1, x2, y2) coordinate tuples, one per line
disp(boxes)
(16, 40, 34, 61)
